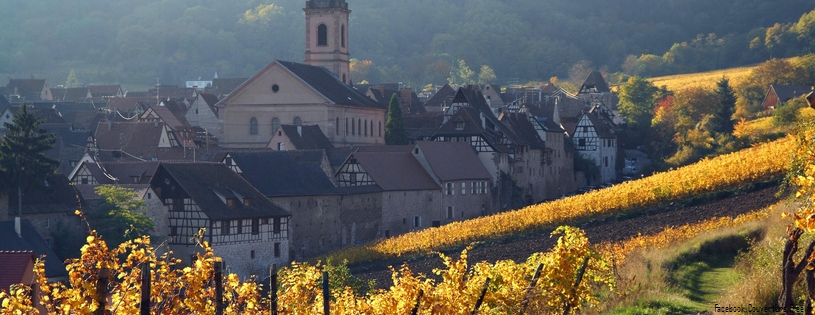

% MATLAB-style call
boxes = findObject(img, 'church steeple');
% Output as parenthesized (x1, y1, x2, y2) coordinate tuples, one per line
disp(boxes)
(304, 0, 351, 84)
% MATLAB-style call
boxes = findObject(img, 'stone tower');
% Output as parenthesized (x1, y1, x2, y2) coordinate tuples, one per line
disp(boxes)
(304, 0, 351, 85)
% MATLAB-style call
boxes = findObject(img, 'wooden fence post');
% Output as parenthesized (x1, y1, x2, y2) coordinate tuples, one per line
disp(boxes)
(470, 277, 491, 315)
(563, 257, 590, 315)
(215, 261, 223, 315)
(410, 289, 423, 315)
(141, 264, 151, 315)
(322, 271, 330, 315)
(270, 264, 278, 315)
(95, 268, 109, 315)
(519, 263, 544, 314)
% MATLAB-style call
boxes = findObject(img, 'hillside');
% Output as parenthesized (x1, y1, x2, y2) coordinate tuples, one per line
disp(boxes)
(353, 183, 782, 288)
(1, 0, 812, 89)
(647, 64, 755, 91)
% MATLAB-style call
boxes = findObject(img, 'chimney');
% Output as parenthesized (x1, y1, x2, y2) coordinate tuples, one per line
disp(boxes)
(297, 125, 302, 137)
(480, 112, 486, 129)
(14, 217, 21, 238)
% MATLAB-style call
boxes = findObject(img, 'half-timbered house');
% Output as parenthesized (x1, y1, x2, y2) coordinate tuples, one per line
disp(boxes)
(568, 109, 617, 184)
(150, 163, 291, 278)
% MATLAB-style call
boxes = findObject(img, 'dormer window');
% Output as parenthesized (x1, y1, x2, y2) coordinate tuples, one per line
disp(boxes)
(243, 198, 252, 206)
(455, 121, 465, 130)
(226, 198, 236, 206)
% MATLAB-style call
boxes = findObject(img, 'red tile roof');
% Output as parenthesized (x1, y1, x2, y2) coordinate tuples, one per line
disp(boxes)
(0, 251, 35, 290)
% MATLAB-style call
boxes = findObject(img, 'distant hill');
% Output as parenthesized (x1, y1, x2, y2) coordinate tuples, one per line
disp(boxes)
(1, 0, 813, 89)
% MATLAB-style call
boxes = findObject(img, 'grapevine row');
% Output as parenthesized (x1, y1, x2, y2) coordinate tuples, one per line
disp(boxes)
(330, 137, 793, 265)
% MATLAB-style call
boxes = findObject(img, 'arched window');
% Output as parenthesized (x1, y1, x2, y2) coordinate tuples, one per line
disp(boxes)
(317, 24, 327, 46)
(364, 119, 368, 136)
(379, 121, 382, 137)
(271, 117, 280, 134)
(370, 120, 374, 137)
(351, 119, 355, 135)
(345, 118, 349, 135)
(293, 117, 302, 126)
(357, 118, 361, 135)
(341, 25, 345, 48)
(336, 117, 339, 135)
(249, 117, 258, 135)
(342, 74, 346, 84)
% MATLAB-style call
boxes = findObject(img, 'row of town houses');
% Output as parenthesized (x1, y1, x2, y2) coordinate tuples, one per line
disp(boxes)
(0, 0, 625, 279)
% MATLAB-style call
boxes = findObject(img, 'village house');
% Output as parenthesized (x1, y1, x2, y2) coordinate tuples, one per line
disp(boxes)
(762, 84, 813, 110)
(268, 124, 334, 151)
(2, 78, 52, 102)
(335, 146, 441, 237)
(567, 108, 617, 184)
(222, 150, 381, 259)
(0, 251, 46, 314)
(150, 162, 291, 278)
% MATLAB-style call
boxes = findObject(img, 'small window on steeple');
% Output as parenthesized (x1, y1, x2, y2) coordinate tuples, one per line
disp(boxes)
(341, 25, 346, 48)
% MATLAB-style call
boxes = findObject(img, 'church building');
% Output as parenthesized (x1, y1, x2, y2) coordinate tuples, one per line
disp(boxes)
(217, 0, 386, 148)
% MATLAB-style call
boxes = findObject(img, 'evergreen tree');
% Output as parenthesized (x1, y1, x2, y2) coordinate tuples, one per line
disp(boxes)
(385, 94, 407, 145)
(618, 76, 659, 131)
(712, 77, 737, 135)
(0, 103, 59, 217)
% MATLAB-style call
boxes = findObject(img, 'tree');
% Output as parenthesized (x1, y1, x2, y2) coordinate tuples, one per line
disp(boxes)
(477, 65, 496, 84)
(448, 59, 475, 87)
(0, 103, 59, 218)
(711, 77, 737, 135)
(86, 185, 154, 248)
(385, 94, 407, 145)
(65, 69, 79, 88)
(618, 77, 659, 131)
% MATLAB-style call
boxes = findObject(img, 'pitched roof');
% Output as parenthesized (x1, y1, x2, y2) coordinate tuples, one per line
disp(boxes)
(63, 87, 90, 102)
(205, 78, 248, 98)
(279, 125, 334, 150)
(772, 85, 812, 102)
(5, 106, 66, 124)
(276, 60, 383, 109)
(50, 88, 67, 101)
(148, 86, 196, 100)
(499, 113, 546, 150)
(194, 92, 220, 117)
(367, 87, 426, 114)
(87, 85, 122, 97)
(0, 251, 35, 289)
(423, 84, 456, 110)
(414, 141, 491, 181)
(351, 151, 439, 191)
(9, 174, 82, 215)
(142, 104, 189, 130)
(0, 220, 67, 279)
(152, 163, 290, 220)
(579, 71, 610, 94)
(5, 79, 47, 100)
(404, 113, 444, 140)
(107, 97, 154, 113)
(94, 122, 166, 160)
(227, 150, 337, 196)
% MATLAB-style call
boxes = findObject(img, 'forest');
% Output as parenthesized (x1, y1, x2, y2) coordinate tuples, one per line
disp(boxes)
(2, 0, 815, 90)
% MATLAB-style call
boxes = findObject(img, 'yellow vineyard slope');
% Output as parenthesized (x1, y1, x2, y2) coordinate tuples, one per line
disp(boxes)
(331, 137, 793, 265)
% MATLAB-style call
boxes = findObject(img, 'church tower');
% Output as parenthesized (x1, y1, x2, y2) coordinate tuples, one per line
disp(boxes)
(304, 0, 351, 85)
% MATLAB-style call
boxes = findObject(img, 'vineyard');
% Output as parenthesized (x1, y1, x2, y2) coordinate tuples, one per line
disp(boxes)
(0, 135, 799, 314)
(0, 226, 614, 314)
(329, 136, 793, 266)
